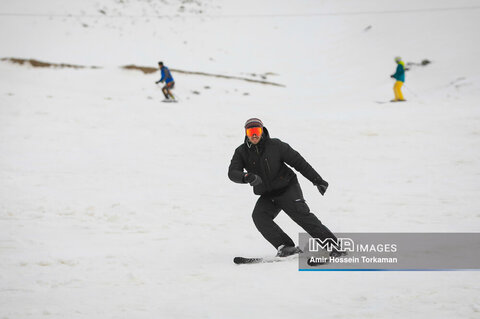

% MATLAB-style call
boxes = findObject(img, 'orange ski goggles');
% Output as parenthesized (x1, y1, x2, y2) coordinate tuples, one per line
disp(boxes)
(246, 127, 263, 137)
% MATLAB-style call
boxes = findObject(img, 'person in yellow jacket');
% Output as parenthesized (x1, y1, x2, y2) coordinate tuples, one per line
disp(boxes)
(390, 56, 406, 102)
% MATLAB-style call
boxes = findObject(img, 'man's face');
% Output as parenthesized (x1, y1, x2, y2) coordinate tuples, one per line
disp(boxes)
(246, 126, 263, 145)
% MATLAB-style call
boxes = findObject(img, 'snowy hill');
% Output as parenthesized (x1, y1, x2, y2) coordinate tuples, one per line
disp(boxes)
(1, 1, 480, 318)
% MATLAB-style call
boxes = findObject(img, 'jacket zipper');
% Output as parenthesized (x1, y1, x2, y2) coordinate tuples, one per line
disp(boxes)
(265, 157, 271, 174)
(255, 145, 271, 191)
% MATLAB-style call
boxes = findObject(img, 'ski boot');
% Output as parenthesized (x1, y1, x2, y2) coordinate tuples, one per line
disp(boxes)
(276, 245, 303, 257)
(329, 248, 347, 258)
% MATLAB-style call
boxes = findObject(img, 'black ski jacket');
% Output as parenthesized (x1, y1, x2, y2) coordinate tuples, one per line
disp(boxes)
(228, 127, 323, 195)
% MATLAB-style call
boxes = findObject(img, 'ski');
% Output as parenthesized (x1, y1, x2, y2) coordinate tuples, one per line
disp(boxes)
(306, 251, 348, 267)
(233, 254, 299, 265)
(306, 257, 328, 267)
(375, 99, 407, 104)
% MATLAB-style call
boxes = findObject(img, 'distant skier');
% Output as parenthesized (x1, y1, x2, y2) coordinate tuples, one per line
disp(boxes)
(390, 56, 406, 102)
(228, 118, 341, 258)
(155, 61, 175, 101)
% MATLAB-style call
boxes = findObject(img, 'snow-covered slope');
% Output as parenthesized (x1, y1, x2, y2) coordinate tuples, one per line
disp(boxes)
(1, 1, 480, 318)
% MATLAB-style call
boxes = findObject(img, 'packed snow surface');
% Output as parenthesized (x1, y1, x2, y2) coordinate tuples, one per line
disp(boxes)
(1, 0, 479, 318)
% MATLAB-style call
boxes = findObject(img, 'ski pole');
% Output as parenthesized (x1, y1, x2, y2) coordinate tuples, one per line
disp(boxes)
(403, 84, 418, 97)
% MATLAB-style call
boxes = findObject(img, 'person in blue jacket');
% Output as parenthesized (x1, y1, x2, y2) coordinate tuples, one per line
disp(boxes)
(155, 61, 175, 100)
(390, 56, 406, 102)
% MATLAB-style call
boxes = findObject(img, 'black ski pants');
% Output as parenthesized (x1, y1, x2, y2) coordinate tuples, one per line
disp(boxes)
(252, 182, 337, 249)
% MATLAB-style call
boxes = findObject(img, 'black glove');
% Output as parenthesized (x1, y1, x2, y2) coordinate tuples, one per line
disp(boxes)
(390, 75, 395, 78)
(155, 81, 159, 84)
(243, 173, 262, 187)
(315, 179, 329, 196)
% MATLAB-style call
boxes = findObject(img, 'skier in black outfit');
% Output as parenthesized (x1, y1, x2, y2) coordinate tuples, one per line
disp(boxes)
(228, 118, 339, 257)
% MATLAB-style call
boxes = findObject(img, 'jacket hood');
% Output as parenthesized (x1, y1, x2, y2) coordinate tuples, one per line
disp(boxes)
(244, 126, 270, 148)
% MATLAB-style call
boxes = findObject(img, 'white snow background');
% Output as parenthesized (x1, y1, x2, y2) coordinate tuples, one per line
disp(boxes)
(1, 0, 480, 318)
